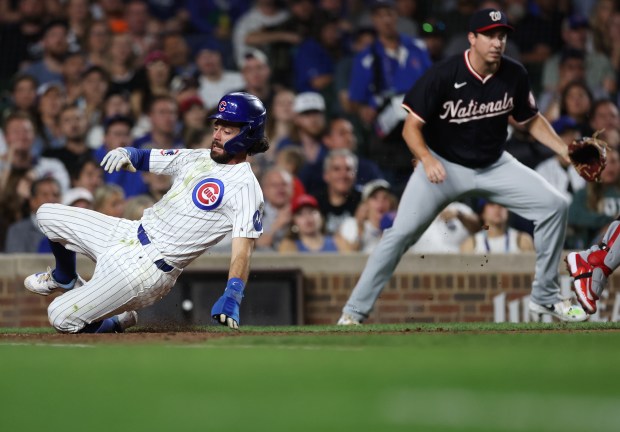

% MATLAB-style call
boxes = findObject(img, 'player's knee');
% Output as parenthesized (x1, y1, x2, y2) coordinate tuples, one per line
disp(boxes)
(48, 299, 84, 334)
(36, 203, 61, 233)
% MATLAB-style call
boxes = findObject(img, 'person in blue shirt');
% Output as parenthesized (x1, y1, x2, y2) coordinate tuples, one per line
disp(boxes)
(347, 0, 431, 194)
(94, 115, 148, 198)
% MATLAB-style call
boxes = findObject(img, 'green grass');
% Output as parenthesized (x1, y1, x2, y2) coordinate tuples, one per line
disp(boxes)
(1, 324, 620, 432)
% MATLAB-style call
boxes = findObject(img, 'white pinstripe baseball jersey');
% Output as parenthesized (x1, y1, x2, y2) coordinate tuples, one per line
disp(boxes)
(140, 148, 264, 268)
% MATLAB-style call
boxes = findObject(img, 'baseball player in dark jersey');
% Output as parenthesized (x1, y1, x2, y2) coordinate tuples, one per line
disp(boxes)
(339, 8, 587, 324)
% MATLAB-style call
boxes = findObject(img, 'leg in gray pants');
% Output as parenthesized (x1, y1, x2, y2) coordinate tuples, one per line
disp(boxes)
(342, 151, 569, 321)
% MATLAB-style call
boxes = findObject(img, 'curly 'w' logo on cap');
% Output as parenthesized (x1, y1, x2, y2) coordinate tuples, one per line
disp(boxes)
(489, 11, 501, 21)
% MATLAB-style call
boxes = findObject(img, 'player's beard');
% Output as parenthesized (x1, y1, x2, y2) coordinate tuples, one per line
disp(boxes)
(210, 141, 234, 164)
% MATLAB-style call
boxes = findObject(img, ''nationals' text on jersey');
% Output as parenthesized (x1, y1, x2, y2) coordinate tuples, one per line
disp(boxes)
(402, 50, 538, 168)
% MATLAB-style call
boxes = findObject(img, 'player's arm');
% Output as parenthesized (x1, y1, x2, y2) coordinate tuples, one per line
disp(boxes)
(100, 147, 149, 173)
(402, 113, 446, 183)
(524, 113, 570, 163)
(101, 147, 191, 175)
(211, 236, 256, 330)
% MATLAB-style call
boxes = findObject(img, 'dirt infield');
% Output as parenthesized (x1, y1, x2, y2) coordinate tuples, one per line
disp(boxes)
(2, 323, 620, 344)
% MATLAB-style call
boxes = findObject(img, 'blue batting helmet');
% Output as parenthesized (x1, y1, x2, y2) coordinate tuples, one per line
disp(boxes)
(209, 92, 266, 155)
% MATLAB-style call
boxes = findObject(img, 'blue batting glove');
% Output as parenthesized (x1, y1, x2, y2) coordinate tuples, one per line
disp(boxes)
(211, 278, 244, 329)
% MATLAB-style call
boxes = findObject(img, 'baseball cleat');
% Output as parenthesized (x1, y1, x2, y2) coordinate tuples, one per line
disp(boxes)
(337, 313, 362, 326)
(24, 267, 85, 296)
(113, 311, 138, 332)
(528, 299, 588, 322)
(565, 252, 599, 314)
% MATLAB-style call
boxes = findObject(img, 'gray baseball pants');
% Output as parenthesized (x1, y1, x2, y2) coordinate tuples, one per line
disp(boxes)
(342, 151, 569, 321)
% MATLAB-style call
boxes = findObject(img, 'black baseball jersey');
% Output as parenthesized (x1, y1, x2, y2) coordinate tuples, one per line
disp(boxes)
(402, 50, 538, 168)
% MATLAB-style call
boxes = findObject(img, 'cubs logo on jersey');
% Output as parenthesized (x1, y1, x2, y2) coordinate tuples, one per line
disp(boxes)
(160, 149, 179, 156)
(192, 178, 224, 210)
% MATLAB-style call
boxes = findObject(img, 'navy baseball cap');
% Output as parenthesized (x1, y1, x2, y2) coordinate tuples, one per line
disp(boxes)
(369, 0, 395, 11)
(551, 116, 579, 135)
(567, 14, 589, 30)
(469, 8, 514, 33)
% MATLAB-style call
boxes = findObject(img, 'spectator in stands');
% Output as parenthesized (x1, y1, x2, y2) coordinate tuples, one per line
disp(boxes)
(66, 0, 93, 51)
(23, 19, 68, 85)
(232, 0, 291, 69)
(179, 95, 207, 145)
(84, 20, 110, 67)
(250, 87, 294, 178)
(316, 148, 361, 235)
(195, 41, 244, 112)
(43, 104, 91, 171)
(61, 51, 86, 105)
(323, 116, 384, 188)
(93, 183, 125, 217)
(122, 194, 155, 220)
(510, 0, 563, 73)
(6, 74, 38, 119)
(95, 115, 148, 198)
(278, 193, 352, 253)
(0, 0, 46, 86)
(535, 116, 585, 204)
(1, 112, 70, 193)
(568, 147, 620, 248)
(409, 201, 481, 254)
(338, 179, 397, 253)
(62, 186, 93, 209)
(461, 201, 535, 254)
(280, 92, 328, 195)
(125, 0, 157, 62)
(334, 26, 375, 115)
(419, 18, 448, 63)
(161, 31, 195, 78)
(106, 32, 138, 94)
(79, 65, 110, 130)
(293, 15, 342, 94)
(34, 81, 65, 154)
(560, 80, 594, 134)
(131, 50, 172, 120)
(275, 146, 306, 200)
(237, 49, 274, 109)
(539, 49, 587, 118)
(256, 167, 294, 251)
(133, 95, 182, 150)
(96, 0, 125, 33)
(348, 0, 431, 193)
(4, 177, 61, 252)
(266, 87, 295, 149)
(542, 14, 616, 100)
(69, 156, 103, 195)
(86, 89, 133, 150)
(588, 98, 620, 148)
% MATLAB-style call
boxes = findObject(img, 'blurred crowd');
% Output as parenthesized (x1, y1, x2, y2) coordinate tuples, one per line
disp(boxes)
(2, 0, 620, 255)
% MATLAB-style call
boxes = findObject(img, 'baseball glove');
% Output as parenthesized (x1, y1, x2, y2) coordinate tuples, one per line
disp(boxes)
(568, 130, 608, 182)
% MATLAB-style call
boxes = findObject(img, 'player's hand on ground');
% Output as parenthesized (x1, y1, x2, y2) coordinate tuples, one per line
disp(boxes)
(211, 295, 240, 329)
(421, 156, 447, 184)
(101, 148, 137, 174)
(211, 281, 244, 330)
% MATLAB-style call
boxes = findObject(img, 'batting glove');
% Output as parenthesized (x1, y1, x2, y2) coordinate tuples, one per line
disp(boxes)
(211, 278, 244, 329)
(101, 148, 137, 173)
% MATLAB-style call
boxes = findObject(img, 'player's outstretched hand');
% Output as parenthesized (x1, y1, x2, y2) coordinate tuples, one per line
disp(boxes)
(101, 148, 137, 174)
(211, 279, 244, 330)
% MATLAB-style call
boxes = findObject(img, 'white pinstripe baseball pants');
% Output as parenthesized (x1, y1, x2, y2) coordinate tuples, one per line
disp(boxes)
(37, 204, 182, 333)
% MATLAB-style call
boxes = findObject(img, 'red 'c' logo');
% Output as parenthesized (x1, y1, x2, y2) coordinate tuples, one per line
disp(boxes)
(218, 101, 226, 112)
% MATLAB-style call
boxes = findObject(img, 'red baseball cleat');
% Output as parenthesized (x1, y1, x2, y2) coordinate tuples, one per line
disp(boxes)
(565, 252, 599, 314)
